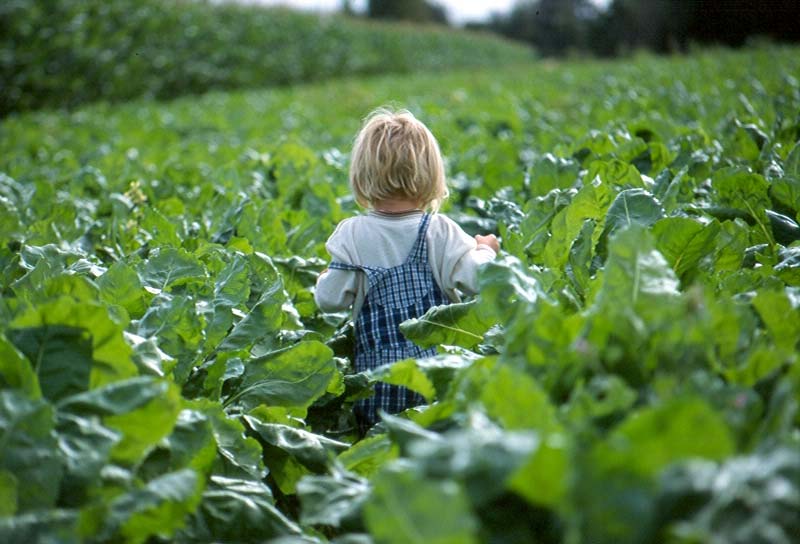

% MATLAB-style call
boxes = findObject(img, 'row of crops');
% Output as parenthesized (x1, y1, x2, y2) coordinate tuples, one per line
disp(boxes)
(0, 0, 532, 116)
(1, 45, 799, 542)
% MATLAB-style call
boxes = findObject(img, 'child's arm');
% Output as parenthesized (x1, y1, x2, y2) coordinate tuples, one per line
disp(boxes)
(314, 268, 357, 313)
(449, 239, 498, 296)
(430, 216, 499, 300)
(314, 221, 359, 313)
(475, 234, 500, 253)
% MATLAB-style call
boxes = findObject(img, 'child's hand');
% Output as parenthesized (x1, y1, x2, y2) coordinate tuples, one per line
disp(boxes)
(475, 234, 500, 254)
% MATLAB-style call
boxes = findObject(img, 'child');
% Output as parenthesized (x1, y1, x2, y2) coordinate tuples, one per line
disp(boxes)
(315, 108, 499, 432)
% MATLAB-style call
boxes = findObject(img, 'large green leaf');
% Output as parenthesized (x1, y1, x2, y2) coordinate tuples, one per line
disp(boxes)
(178, 475, 302, 541)
(138, 247, 208, 293)
(98, 468, 204, 544)
(413, 354, 476, 400)
(543, 179, 614, 270)
(603, 397, 734, 477)
(586, 159, 647, 188)
(217, 288, 284, 353)
(783, 141, 800, 179)
(8, 325, 94, 403)
(770, 176, 800, 216)
(446, 360, 570, 508)
(655, 167, 698, 214)
(584, 226, 684, 382)
(213, 254, 251, 308)
(574, 397, 735, 544)
(652, 216, 720, 282)
(137, 293, 205, 382)
(125, 331, 176, 377)
(658, 448, 800, 543)
(11, 245, 84, 302)
(224, 341, 338, 414)
(139, 207, 183, 248)
(206, 255, 255, 351)
(244, 416, 349, 472)
(137, 408, 218, 482)
(395, 411, 540, 507)
(213, 252, 289, 354)
(296, 470, 370, 529)
(10, 297, 138, 391)
(603, 188, 664, 237)
(527, 153, 581, 194)
(0, 391, 62, 513)
(712, 167, 774, 246)
(478, 360, 561, 433)
(370, 358, 437, 402)
(517, 188, 574, 260)
(337, 434, 397, 477)
(477, 256, 545, 319)
(399, 301, 493, 350)
(40, 274, 101, 306)
(751, 288, 800, 352)
(712, 218, 750, 272)
(191, 399, 266, 480)
(55, 412, 120, 507)
(592, 225, 680, 315)
(507, 435, 569, 510)
(57, 377, 182, 465)
(565, 218, 596, 301)
(364, 462, 478, 544)
(0, 333, 41, 399)
(98, 261, 150, 319)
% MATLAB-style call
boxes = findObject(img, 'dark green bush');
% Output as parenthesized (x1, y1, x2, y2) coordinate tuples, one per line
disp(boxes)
(0, 0, 533, 116)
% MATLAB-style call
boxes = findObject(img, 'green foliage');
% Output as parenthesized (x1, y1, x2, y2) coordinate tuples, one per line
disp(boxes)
(0, 0, 532, 116)
(365, 460, 479, 544)
(399, 300, 493, 349)
(0, 391, 61, 512)
(1, 45, 800, 542)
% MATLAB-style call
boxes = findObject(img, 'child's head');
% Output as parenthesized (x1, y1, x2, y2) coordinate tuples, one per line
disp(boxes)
(350, 108, 448, 211)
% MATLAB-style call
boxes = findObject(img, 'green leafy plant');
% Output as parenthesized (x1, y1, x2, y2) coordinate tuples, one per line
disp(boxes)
(1, 44, 799, 542)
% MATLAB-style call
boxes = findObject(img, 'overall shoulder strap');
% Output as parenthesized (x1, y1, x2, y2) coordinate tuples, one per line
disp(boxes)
(329, 261, 384, 276)
(329, 261, 361, 272)
(405, 213, 432, 264)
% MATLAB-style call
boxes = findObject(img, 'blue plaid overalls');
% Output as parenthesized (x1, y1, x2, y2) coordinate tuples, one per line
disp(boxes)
(329, 213, 448, 430)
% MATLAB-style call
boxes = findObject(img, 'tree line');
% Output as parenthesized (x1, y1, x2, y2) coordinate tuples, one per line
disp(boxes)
(361, 0, 800, 57)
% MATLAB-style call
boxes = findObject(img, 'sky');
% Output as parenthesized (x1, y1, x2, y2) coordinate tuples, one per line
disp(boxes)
(242, 0, 521, 25)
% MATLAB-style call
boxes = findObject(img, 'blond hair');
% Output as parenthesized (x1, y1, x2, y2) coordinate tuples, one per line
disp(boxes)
(349, 108, 448, 211)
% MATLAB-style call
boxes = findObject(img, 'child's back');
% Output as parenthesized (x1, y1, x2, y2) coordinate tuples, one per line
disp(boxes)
(315, 108, 499, 432)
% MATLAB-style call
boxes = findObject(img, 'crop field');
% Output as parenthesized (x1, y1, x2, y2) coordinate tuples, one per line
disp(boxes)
(1, 45, 799, 543)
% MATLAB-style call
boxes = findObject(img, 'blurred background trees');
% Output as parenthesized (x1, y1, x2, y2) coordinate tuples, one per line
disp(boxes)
(364, 0, 800, 57)
(4, 0, 799, 115)
(366, 0, 448, 24)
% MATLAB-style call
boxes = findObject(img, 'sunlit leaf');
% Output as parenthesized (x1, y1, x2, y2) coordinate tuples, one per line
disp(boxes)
(364, 462, 478, 544)
(400, 301, 493, 350)
(224, 341, 338, 414)
(652, 216, 720, 282)
(58, 377, 182, 465)
(10, 297, 138, 390)
(371, 359, 436, 402)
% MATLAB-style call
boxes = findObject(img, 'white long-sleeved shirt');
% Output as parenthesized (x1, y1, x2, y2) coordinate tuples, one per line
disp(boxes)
(315, 210, 496, 317)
